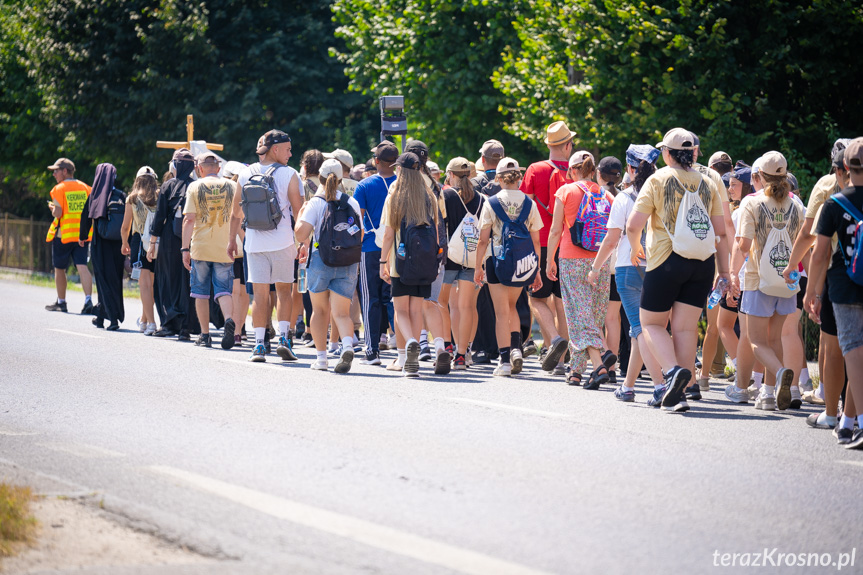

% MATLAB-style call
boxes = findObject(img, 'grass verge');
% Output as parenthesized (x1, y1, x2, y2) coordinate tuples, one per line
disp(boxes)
(0, 269, 140, 299)
(0, 483, 37, 557)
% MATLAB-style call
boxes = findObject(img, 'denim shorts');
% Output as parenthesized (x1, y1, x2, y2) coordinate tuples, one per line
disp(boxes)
(739, 290, 796, 318)
(425, 263, 445, 303)
(833, 303, 863, 354)
(444, 268, 473, 284)
(307, 250, 359, 300)
(190, 260, 234, 299)
(615, 265, 646, 338)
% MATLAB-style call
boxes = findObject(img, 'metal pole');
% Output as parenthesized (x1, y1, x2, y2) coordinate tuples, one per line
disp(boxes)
(29, 216, 34, 270)
(2, 213, 8, 267)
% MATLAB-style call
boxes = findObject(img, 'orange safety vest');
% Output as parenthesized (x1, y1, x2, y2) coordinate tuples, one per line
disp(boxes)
(46, 180, 92, 243)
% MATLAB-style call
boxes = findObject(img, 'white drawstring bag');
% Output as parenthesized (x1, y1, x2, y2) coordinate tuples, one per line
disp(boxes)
(757, 202, 798, 298)
(660, 173, 716, 261)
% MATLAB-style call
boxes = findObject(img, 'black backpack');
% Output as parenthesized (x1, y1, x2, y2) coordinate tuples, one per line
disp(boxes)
(97, 187, 127, 241)
(396, 216, 441, 285)
(317, 195, 362, 267)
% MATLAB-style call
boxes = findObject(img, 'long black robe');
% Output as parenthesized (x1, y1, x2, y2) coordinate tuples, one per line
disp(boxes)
(80, 192, 126, 325)
(150, 161, 200, 334)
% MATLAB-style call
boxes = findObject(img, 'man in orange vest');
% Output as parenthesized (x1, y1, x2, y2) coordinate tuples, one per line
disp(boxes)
(45, 158, 95, 314)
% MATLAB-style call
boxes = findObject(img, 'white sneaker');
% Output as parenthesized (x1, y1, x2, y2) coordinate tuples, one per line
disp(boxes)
(388, 334, 397, 350)
(311, 359, 328, 371)
(144, 323, 157, 336)
(493, 362, 512, 377)
(724, 384, 749, 404)
(747, 385, 761, 401)
(511, 348, 523, 375)
(755, 391, 776, 411)
(137, 317, 147, 333)
(789, 385, 802, 409)
(379, 335, 389, 351)
(799, 378, 814, 393)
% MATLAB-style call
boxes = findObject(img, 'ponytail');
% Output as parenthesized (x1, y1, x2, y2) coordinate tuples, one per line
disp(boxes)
(324, 173, 339, 202)
(667, 148, 694, 169)
(455, 172, 474, 204)
(577, 157, 596, 181)
(762, 173, 790, 202)
(633, 160, 655, 192)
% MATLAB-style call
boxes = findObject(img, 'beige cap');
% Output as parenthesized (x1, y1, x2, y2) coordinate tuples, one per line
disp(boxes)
(195, 152, 220, 166)
(844, 137, 863, 170)
(656, 128, 696, 151)
(325, 149, 354, 168)
(495, 157, 525, 174)
(708, 151, 732, 166)
(760, 151, 787, 176)
(48, 158, 75, 172)
(479, 139, 505, 159)
(319, 158, 343, 181)
(136, 166, 158, 179)
(569, 150, 594, 168)
(544, 121, 573, 146)
(446, 157, 471, 174)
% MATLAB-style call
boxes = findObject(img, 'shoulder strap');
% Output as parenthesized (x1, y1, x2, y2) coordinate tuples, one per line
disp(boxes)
(488, 195, 509, 223)
(833, 193, 863, 222)
(338, 194, 350, 208)
(516, 197, 532, 225)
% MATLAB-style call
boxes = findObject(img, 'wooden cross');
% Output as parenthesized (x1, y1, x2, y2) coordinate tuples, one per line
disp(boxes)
(156, 114, 224, 152)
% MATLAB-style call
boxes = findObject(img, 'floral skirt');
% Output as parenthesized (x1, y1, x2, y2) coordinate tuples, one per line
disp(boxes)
(559, 258, 610, 374)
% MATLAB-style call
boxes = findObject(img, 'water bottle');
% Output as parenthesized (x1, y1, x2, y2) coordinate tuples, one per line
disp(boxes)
(297, 266, 308, 294)
(397, 242, 406, 258)
(707, 277, 729, 309)
(787, 270, 800, 290)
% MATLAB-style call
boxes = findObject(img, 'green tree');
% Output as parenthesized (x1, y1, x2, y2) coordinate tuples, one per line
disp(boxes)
(494, 0, 863, 194)
(332, 0, 535, 163)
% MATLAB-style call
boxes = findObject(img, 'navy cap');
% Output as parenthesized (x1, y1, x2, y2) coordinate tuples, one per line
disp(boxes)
(732, 164, 751, 186)
(393, 152, 421, 171)
(625, 144, 661, 167)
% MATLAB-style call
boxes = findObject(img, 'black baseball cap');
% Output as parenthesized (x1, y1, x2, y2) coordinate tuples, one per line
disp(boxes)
(371, 141, 399, 162)
(393, 152, 421, 171)
(597, 156, 622, 178)
(404, 140, 429, 163)
(256, 130, 291, 155)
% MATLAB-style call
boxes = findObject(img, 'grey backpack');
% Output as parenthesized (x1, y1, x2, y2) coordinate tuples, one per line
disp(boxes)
(241, 165, 283, 231)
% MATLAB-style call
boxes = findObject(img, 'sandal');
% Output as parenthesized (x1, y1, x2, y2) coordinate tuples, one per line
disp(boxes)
(584, 366, 609, 391)
(567, 372, 582, 387)
(601, 349, 618, 370)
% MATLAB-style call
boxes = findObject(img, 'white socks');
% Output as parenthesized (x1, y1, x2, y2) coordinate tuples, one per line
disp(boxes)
(84, 295, 92, 304)
(841, 415, 855, 429)
(316, 351, 327, 362)
(434, 337, 445, 355)
(816, 411, 837, 426)
(341, 336, 353, 350)
(752, 372, 764, 388)
(397, 349, 407, 366)
(762, 384, 775, 397)
(799, 368, 809, 386)
(255, 327, 266, 346)
(279, 321, 289, 337)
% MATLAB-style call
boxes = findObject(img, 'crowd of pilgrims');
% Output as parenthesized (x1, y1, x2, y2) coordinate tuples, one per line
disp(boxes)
(44, 124, 863, 449)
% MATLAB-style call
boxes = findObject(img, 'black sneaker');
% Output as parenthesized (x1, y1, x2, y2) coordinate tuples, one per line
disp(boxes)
(419, 343, 433, 362)
(473, 349, 491, 364)
(661, 366, 692, 409)
(221, 318, 236, 350)
(153, 327, 177, 338)
(46, 300, 67, 312)
(522, 339, 538, 358)
(177, 330, 191, 342)
(685, 383, 702, 401)
(845, 428, 863, 450)
(541, 337, 568, 372)
(81, 301, 95, 315)
(295, 320, 305, 339)
(608, 370, 617, 384)
(196, 333, 212, 347)
(834, 426, 854, 445)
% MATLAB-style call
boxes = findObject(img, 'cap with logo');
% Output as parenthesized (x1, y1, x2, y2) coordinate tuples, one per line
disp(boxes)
(404, 140, 429, 162)
(393, 152, 421, 171)
(172, 148, 194, 162)
(544, 121, 573, 146)
(445, 157, 471, 175)
(371, 141, 399, 162)
(760, 151, 787, 176)
(568, 150, 594, 168)
(708, 151, 732, 167)
(48, 158, 75, 172)
(195, 152, 220, 166)
(495, 157, 525, 174)
(136, 166, 158, 179)
(479, 139, 505, 159)
(844, 137, 863, 170)
(256, 130, 291, 155)
(656, 128, 696, 151)
(325, 149, 354, 169)
(597, 156, 622, 177)
(319, 158, 344, 181)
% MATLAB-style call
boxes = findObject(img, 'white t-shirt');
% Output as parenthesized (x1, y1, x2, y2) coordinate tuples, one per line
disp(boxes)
(237, 162, 302, 253)
(299, 191, 362, 248)
(606, 189, 641, 268)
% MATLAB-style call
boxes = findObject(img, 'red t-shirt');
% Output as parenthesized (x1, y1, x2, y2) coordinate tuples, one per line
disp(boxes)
(520, 159, 571, 246)
(555, 180, 615, 259)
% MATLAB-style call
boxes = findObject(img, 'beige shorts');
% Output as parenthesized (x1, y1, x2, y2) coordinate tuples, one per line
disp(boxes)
(246, 245, 298, 284)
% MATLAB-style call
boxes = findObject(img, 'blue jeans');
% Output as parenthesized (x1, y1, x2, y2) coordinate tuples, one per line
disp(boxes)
(615, 266, 646, 339)
(358, 250, 393, 353)
(190, 260, 234, 299)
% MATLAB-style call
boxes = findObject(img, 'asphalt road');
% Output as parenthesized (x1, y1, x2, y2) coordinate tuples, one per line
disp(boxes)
(1, 278, 861, 574)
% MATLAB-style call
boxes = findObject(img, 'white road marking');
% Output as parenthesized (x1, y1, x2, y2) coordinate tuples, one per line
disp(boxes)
(448, 397, 571, 419)
(46, 328, 103, 339)
(38, 442, 125, 459)
(0, 426, 39, 436)
(839, 460, 863, 468)
(212, 357, 289, 370)
(149, 465, 553, 575)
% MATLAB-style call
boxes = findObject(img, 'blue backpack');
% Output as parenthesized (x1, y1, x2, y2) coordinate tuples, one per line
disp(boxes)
(832, 194, 863, 286)
(488, 196, 538, 287)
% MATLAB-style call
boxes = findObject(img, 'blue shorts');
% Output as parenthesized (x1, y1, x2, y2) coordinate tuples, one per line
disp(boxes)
(739, 290, 796, 318)
(832, 303, 863, 354)
(52, 237, 88, 269)
(444, 268, 473, 284)
(616, 266, 646, 338)
(307, 250, 359, 300)
(190, 260, 234, 299)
